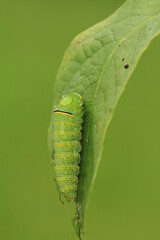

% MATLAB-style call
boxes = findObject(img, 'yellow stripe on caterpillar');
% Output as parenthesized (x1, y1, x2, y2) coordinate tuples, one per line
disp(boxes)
(54, 131, 77, 135)
(54, 121, 78, 126)
(56, 177, 77, 181)
(74, 92, 82, 100)
(54, 143, 76, 147)
(55, 166, 78, 171)
(54, 112, 76, 118)
(60, 187, 76, 191)
(54, 154, 78, 159)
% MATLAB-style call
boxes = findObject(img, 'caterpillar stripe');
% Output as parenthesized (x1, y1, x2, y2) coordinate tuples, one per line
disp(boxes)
(52, 92, 83, 203)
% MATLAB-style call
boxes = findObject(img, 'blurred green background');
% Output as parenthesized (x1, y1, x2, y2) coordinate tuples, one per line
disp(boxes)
(1, 0, 160, 239)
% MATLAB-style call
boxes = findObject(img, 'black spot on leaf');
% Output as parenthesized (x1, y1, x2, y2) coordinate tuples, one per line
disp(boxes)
(124, 63, 129, 69)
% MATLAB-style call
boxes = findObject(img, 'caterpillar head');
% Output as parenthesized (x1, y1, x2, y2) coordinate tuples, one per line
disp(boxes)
(54, 92, 83, 117)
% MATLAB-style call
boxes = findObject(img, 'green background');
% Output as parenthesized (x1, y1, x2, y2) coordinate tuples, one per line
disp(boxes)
(1, 0, 160, 239)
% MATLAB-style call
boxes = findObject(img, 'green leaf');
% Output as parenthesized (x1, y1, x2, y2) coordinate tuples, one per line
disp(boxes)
(48, 0, 160, 238)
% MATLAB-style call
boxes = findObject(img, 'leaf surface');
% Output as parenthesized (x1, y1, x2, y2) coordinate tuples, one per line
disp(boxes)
(48, 0, 160, 238)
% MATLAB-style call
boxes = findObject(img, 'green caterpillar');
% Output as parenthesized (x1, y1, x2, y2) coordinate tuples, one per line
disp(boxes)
(52, 92, 83, 203)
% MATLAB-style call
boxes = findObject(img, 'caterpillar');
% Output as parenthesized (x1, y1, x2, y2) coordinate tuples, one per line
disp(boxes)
(52, 92, 83, 203)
